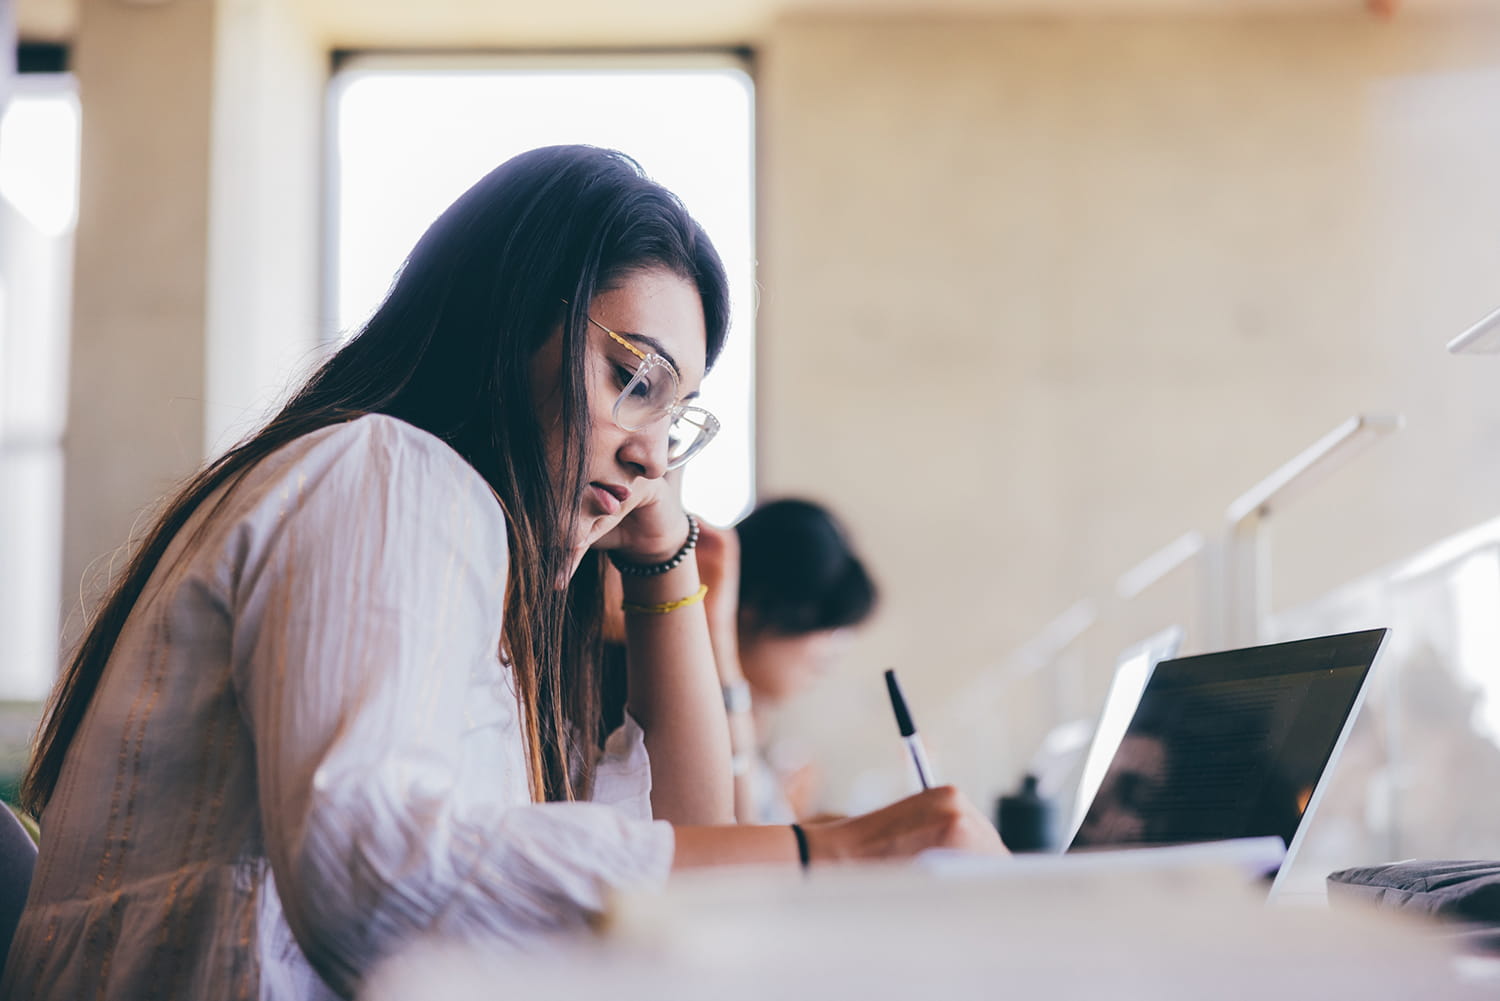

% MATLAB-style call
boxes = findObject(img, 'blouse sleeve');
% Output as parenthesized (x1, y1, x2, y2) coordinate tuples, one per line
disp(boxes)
(225, 417, 674, 998)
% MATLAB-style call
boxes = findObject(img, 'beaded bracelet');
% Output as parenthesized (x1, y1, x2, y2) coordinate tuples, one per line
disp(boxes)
(608, 513, 700, 577)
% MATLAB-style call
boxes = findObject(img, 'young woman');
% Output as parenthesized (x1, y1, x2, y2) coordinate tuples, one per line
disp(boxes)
(3, 145, 1002, 1001)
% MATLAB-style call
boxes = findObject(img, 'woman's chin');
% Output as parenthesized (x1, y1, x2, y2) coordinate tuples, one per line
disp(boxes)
(578, 516, 625, 556)
(558, 546, 588, 588)
(559, 523, 612, 586)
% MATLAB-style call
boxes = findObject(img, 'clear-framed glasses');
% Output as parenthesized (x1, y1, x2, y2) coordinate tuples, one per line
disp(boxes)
(587, 315, 721, 470)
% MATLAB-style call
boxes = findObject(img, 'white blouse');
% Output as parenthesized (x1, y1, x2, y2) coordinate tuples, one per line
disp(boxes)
(1, 415, 675, 1000)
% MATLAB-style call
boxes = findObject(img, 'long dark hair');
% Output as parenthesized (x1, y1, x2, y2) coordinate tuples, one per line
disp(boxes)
(22, 145, 729, 813)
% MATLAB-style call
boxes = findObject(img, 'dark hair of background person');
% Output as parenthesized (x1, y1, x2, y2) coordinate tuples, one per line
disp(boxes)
(23, 145, 729, 814)
(735, 499, 877, 637)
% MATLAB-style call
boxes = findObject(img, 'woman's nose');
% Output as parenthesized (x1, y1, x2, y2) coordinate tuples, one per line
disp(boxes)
(617, 421, 671, 479)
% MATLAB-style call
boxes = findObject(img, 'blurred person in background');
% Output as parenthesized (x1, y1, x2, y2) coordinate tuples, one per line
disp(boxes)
(711, 499, 878, 823)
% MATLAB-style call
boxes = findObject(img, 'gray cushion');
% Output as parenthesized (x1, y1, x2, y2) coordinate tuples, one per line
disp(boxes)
(1327, 860, 1500, 925)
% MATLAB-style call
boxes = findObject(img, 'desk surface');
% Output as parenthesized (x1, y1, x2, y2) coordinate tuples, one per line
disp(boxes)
(362, 848, 1499, 1000)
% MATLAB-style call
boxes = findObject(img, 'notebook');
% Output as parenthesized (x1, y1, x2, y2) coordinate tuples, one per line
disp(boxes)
(1065, 628, 1387, 894)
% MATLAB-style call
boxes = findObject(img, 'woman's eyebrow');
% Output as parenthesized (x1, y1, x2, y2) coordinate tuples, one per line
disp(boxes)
(634, 339, 702, 399)
(616, 330, 680, 376)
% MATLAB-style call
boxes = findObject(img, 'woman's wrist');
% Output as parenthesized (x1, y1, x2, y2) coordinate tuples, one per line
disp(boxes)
(610, 512, 698, 573)
(790, 824, 811, 871)
(618, 555, 702, 605)
(798, 820, 848, 866)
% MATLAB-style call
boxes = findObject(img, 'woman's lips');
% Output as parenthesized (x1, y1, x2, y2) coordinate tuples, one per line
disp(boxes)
(589, 482, 628, 515)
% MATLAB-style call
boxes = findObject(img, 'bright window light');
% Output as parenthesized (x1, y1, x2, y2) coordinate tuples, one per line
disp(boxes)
(0, 77, 78, 702)
(1449, 551, 1500, 745)
(0, 88, 81, 238)
(331, 59, 756, 525)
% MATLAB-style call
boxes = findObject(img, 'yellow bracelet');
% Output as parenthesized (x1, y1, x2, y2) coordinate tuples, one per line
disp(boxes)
(622, 584, 709, 616)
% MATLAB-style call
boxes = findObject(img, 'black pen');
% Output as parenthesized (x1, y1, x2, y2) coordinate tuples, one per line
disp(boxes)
(884, 668, 935, 789)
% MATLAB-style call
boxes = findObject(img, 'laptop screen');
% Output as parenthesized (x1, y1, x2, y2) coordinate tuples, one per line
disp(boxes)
(1068, 628, 1385, 854)
(1066, 626, 1185, 845)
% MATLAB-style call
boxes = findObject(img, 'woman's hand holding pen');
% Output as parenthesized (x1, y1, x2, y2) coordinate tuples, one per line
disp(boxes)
(802, 786, 1008, 861)
(672, 787, 1005, 869)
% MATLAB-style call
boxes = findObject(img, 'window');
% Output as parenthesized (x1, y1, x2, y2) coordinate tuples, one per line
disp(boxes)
(329, 54, 756, 525)
(0, 68, 80, 702)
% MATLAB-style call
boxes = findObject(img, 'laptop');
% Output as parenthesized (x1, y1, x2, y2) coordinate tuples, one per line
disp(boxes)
(1065, 628, 1388, 894)
(1065, 625, 1185, 843)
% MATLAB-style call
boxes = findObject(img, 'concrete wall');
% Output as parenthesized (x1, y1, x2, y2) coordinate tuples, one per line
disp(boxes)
(60, 0, 323, 641)
(62, 0, 217, 632)
(756, 13, 1500, 812)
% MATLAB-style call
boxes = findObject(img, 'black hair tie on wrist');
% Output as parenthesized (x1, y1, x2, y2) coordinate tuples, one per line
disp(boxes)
(790, 823, 811, 872)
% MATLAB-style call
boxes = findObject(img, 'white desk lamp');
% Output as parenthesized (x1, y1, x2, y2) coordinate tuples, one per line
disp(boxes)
(1446, 304, 1500, 354)
(1115, 530, 1205, 601)
(1209, 414, 1403, 649)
